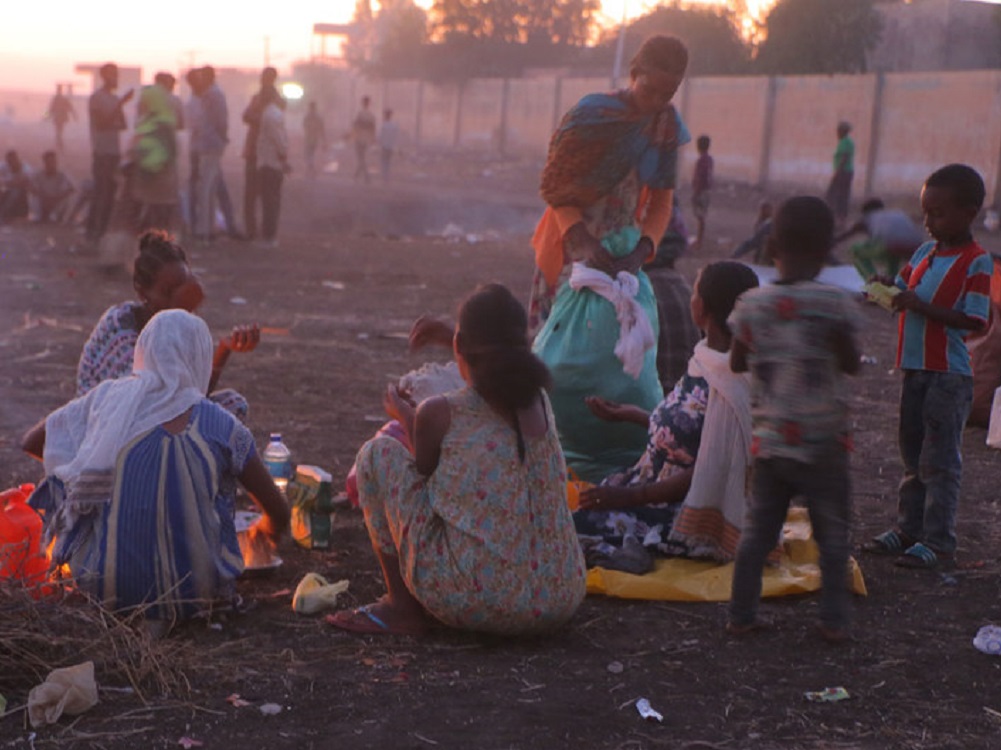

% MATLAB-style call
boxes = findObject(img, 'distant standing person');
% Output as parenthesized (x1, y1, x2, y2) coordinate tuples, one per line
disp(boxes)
(302, 102, 326, 179)
(378, 108, 400, 184)
(255, 88, 289, 249)
(351, 96, 377, 184)
(47, 84, 76, 153)
(193, 66, 228, 243)
(86, 63, 134, 244)
(242, 67, 280, 240)
(691, 134, 713, 250)
(825, 121, 854, 225)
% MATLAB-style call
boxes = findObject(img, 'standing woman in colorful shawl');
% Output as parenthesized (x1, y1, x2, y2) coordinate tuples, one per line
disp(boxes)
(531, 36, 691, 483)
(130, 84, 178, 231)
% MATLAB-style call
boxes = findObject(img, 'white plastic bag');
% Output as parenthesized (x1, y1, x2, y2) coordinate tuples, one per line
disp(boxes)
(986, 387, 1001, 448)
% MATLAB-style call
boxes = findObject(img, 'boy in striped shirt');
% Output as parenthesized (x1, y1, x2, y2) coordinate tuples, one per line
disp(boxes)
(865, 164, 992, 569)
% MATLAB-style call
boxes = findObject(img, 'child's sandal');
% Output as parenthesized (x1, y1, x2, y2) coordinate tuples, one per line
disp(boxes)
(861, 529, 913, 556)
(894, 542, 949, 570)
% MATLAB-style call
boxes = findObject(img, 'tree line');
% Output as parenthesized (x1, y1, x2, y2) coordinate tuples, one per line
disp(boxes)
(345, 0, 889, 81)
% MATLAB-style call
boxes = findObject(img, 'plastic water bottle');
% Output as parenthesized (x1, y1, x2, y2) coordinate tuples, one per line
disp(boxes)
(262, 433, 292, 495)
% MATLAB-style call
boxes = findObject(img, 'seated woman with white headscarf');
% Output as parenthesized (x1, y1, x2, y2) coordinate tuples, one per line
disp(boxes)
(22, 309, 289, 623)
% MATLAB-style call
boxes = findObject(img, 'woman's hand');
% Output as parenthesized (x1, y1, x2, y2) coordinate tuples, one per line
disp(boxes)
(585, 396, 649, 426)
(565, 222, 614, 274)
(409, 315, 454, 353)
(611, 236, 655, 276)
(224, 324, 261, 354)
(384, 383, 416, 425)
(579, 485, 638, 512)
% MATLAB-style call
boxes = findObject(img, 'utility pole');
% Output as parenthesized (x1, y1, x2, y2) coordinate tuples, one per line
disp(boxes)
(610, 0, 628, 88)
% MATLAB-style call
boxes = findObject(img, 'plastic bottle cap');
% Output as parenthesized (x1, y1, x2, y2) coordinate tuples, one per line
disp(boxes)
(270, 433, 282, 441)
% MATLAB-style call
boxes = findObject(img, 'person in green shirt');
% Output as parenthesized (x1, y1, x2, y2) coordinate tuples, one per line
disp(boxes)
(825, 121, 854, 225)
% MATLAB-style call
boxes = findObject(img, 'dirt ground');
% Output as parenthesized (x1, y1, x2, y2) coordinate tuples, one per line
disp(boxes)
(3, 137, 1001, 750)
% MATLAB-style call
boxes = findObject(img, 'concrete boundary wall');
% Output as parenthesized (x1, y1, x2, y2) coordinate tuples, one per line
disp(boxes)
(358, 68, 1001, 204)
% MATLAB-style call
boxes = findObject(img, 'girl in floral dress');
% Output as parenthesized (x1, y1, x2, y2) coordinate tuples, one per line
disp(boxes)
(574, 262, 759, 561)
(328, 284, 586, 636)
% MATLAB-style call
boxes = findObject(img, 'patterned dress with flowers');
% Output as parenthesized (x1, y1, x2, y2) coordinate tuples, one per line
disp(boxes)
(573, 368, 709, 550)
(353, 387, 586, 635)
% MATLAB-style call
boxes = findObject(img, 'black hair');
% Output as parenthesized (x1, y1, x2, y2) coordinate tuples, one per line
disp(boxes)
(696, 134, 711, 152)
(925, 163, 986, 211)
(696, 261, 759, 336)
(455, 283, 551, 461)
(133, 230, 187, 291)
(772, 196, 834, 260)
(861, 198, 885, 213)
(631, 35, 688, 76)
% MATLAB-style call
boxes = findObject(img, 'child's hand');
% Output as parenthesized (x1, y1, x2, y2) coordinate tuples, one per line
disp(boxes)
(223, 324, 260, 353)
(585, 396, 646, 424)
(579, 485, 635, 511)
(891, 290, 923, 313)
(586, 396, 624, 422)
(409, 315, 454, 352)
(383, 384, 415, 424)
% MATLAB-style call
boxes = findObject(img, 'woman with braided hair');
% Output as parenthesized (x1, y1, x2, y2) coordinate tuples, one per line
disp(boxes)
(328, 284, 585, 637)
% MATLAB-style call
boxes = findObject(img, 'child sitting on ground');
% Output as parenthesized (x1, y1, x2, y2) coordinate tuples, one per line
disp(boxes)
(864, 164, 992, 570)
(726, 196, 862, 643)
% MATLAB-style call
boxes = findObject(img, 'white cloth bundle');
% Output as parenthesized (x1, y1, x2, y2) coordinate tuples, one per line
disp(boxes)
(569, 262, 656, 379)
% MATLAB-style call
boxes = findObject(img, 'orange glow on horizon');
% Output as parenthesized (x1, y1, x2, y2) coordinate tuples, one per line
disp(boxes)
(3, 0, 776, 93)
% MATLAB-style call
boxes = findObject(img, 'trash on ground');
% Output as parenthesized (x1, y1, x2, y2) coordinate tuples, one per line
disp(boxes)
(177, 738, 204, 749)
(27, 661, 99, 727)
(229, 297, 248, 305)
(974, 625, 1001, 655)
(259, 702, 283, 715)
(804, 687, 850, 702)
(293, 573, 350, 614)
(636, 698, 663, 722)
(607, 660, 624, 674)
(322, 280, 346, 290)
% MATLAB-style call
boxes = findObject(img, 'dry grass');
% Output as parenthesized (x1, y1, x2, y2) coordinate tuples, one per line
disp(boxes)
(0, 581, 193, 703)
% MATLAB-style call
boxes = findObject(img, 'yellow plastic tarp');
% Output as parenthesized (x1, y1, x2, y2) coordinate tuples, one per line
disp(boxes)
(586, 507, 867, 601)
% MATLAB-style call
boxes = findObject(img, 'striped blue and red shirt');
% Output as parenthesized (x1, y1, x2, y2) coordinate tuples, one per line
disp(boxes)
(895, 240, 991, 375)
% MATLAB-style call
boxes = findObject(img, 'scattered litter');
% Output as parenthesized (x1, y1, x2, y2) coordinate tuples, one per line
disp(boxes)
(292, 573, 350, 614)
(607, 661, 624, 674)
(859, 355, 878, 365)
(804, 687, 850, 702)
(27, 661, 99, 727)
(940, 574, 958, 586)
(230, 297, 248, 305)
(226, 693, 252, 708)
(974, 625, 1001, 655)
(635, 698, 663, 722)
(438, 222, 464, 241)
(985, 706, 1001, 721)
(209, 623, 223, 632)
(356, 333, 370, 340)
(322, 280, 346, 290)
(177, 738, 204, 749)
(259, 702, 283, 716)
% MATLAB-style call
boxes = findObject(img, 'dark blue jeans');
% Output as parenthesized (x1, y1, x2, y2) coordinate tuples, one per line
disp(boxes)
(897, 370, 972, 554)
(730, 449, 852, 630)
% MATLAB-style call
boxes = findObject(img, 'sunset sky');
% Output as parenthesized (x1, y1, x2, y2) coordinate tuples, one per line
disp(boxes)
(2, 0, 780, 93)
